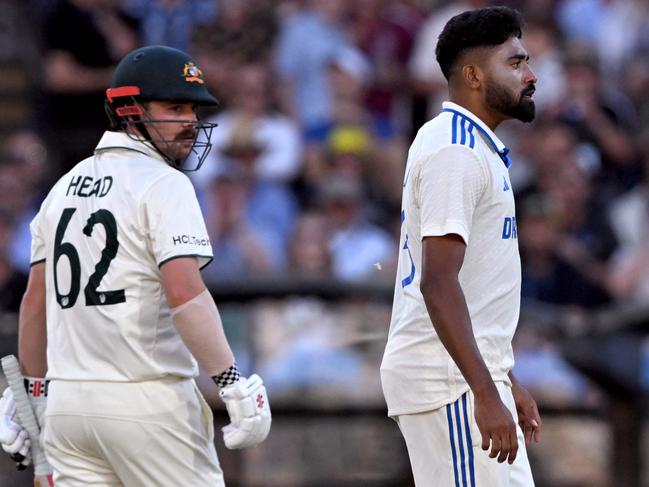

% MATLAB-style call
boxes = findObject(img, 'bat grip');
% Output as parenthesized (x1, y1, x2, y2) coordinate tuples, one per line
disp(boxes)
(1, 355, 51, 477)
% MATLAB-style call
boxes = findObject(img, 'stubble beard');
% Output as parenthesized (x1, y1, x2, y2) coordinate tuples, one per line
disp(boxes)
(164, 130, 197, 163)
(485, 80, 536, 123)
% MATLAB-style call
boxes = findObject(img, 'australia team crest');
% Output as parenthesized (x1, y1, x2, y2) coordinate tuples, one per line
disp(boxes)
(182, 62, 204, 84)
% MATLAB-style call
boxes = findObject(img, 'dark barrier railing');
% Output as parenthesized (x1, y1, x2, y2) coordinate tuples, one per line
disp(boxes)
(207, 281, 648, 487)
(0, 282, 647, 486)
(520, 298, 649, 487)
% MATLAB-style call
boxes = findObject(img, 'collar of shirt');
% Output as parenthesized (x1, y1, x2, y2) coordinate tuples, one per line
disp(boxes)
(441, 101, 512, 168)
(94, 131, 166, 163)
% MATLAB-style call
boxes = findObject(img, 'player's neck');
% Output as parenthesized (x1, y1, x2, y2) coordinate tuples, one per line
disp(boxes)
(448, 92, 504, 131)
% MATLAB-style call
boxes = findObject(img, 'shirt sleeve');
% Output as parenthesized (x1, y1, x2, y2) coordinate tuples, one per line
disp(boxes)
(417, 145, 488, 244)
(144, 172, 213, 269)
(29, 210, 46, 265)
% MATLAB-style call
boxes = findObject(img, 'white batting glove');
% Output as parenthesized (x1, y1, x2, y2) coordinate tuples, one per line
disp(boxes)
(219, 374, 271, 449)
(0, 388, 32, 469)
(0, 378, 50, 471)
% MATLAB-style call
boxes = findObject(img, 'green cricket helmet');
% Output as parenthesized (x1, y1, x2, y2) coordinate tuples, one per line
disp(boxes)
(105, 45, 219, 171)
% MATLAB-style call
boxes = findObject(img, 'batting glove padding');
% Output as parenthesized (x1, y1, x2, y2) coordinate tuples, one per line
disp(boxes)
(219, 374, 271, 449)
(0, 378, 50, 471)
(0, 388, 32, 468)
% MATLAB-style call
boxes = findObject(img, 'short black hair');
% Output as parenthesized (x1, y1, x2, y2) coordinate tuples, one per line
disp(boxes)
(436, 6, 524, 81)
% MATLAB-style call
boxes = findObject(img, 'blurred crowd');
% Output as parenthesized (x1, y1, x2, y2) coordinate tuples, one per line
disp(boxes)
(2, 0, 649, 403)
(3, 1, 649, 484)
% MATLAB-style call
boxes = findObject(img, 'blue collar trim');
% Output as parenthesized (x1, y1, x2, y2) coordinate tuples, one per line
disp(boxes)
(442, 108, 512, 168)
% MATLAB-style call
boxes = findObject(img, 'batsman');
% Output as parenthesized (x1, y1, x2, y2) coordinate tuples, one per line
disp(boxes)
(0, 45, 271, 486)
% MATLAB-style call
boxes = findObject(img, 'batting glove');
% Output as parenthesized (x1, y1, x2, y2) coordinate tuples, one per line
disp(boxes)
(219, 374, 271, 449)
(0, 378, 50, 471)
(0, 388, 31, 468)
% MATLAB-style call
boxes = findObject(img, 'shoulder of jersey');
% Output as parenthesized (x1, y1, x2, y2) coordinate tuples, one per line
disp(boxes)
(103, 148, 184, 183)
(54, 150, 189, 196)
(417, 110, 481, 154)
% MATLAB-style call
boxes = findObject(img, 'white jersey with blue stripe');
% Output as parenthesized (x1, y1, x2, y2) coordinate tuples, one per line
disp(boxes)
(381, 101, 520, 416)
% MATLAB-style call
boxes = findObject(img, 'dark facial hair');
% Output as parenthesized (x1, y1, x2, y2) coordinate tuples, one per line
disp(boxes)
(485, 79, 536, 123)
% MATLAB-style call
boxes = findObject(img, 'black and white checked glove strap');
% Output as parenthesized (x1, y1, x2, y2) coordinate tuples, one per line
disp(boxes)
(212, 363, 241, 388)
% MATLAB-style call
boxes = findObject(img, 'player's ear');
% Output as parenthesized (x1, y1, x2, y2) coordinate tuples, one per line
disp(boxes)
(462, 64, 482, 89)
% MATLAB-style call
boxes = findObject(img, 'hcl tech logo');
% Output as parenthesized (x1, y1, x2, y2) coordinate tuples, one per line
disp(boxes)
(502, 216, 517, 239)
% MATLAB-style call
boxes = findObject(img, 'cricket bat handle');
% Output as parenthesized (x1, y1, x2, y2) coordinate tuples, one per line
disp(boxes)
(1, 355, 51, 477)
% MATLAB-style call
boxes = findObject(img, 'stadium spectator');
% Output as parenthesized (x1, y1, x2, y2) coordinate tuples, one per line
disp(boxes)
(524, 158, 618, 307)
(40, 0, 139, 172)
(0, 157, 39, 273)
(317, 174, 394, 281)
(253, 298, 368, 402)
(544, 43, 640, 193)
(607, 138, 649, 301)
(329, 124, 401, 223)
(0, 213, 27, 313)
(124, 0, 216, 52)
(295, 51, 405, 217)
(1, 131, 51, 272)
(196, 61, 302, 187)
(408, 0, 487, 120)
(608, 134, 649, 248)
(518, 15, 565, 113)
(347, 0, 421, 136)
(287, 211, 332, 278)
(325, 43, 409, 174)
(607, 239, 649, 302)
(192, 0, 277, 106)
(201, 169, 276, 283)
(3, 2, 649, 485)
(556, 0, 649, 79)
(518, 194, 563, 303)
(274, 0, 353, 139)
(200, 121, 298, 282)
(622, 54, 649, 132)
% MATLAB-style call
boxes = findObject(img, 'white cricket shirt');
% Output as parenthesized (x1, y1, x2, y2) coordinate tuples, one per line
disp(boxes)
(380, 102, 521, 416)
(30, 131, 213, 381)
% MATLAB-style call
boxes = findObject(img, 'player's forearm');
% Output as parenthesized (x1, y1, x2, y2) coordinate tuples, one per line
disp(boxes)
(18, 310, 47, 378)
(421, 277, 498, 399)
(161, 258, 235, 374)
(170, 289, 235, 376)
(18, 266, 47, 377)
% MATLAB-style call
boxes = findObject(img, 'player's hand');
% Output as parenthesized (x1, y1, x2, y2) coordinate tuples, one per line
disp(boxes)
(219, 374, 271, 449)
(0, 388, 32, 469)
(511, 379, 541, 445)
(474, 390, 518, 464)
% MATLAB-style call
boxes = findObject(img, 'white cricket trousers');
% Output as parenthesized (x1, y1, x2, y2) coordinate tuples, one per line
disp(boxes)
(396, 382, 534, 487)
(42, 377, 225, 487)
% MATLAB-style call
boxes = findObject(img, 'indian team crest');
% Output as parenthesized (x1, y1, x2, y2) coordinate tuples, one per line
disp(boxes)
(182, 62, 204, 84)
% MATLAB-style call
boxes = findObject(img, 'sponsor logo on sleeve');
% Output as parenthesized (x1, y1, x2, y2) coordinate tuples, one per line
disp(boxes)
(172, 234, 211, 246)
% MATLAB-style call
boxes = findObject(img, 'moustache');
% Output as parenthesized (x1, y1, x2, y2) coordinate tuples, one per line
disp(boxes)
(521, 85, 536, 98)
(175, 131, 197, 141)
